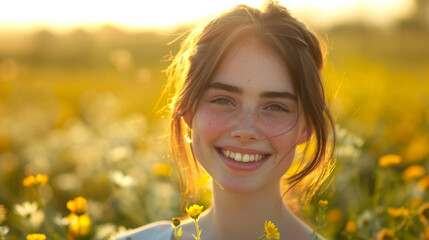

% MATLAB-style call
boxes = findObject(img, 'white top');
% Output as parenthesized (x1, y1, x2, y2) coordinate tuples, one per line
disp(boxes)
(115, 221, 174, 240)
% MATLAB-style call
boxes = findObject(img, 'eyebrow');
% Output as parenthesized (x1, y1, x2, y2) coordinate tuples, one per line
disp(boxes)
(208, 82, 297, 101)
(260, 91, 297, 101)
(208, 82, 242, 94)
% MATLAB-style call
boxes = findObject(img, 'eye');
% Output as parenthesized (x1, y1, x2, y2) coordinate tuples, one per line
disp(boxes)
(210, 97, 235, 106)
(265, 104, 288, 113)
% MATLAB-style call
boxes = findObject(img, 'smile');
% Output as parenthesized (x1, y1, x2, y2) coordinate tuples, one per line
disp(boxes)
(220, 149, 267, 162)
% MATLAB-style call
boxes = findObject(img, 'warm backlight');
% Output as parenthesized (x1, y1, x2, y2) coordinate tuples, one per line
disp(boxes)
(0, 0, 413, 31)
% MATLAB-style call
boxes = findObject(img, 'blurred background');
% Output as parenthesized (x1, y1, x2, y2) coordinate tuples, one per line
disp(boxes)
(0, 0, 428, 239)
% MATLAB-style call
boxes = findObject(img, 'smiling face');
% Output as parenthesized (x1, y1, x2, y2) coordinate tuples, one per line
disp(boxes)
(190, 37, 307, 194)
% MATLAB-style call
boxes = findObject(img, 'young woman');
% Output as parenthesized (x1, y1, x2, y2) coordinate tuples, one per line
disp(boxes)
(117, 1, 335, 239)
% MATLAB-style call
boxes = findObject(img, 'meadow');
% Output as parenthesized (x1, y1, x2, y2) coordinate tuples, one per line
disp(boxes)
(0, 24, 428, 239)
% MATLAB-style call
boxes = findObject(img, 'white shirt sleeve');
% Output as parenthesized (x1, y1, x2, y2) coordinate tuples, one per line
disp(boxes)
(115, 221, 174, 240)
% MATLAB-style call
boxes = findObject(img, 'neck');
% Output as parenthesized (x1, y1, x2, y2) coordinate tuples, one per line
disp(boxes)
(200, 180, 291, 240)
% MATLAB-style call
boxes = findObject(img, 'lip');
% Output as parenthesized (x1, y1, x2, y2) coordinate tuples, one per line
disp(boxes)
(215, 146, 270, 171)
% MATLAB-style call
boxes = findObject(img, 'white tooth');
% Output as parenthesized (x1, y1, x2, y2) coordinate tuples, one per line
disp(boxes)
(234, 153, 242, 162)
(222, 149, 226, 156)
(257, 155, 263, 161)
(255, 154, 260, 161)
(225, 150, 230, 157)
(249, 155, 255, 162)
(230, 152, 235, 159)
(243, 154, 250, 162)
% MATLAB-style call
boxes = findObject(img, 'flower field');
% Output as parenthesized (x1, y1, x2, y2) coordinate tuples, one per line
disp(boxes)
(0, 26, 428, 239)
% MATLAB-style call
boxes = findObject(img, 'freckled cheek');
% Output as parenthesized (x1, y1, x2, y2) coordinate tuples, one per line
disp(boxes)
(192, 108, 231, 143)
(261, 120, 300, 153)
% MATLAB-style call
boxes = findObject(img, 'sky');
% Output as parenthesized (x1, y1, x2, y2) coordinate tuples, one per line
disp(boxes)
(0, 0, 414, 32)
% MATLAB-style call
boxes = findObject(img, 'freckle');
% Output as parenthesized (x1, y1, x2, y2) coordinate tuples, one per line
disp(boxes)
(248, 79, 251, 82)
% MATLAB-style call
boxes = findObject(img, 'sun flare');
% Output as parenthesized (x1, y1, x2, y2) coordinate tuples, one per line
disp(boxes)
(0, 0, 414, 32)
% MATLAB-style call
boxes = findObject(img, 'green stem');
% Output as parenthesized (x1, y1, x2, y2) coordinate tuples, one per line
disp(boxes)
(255, 235, 266, 240)
(194, 218, 202, 240)
(174, 226, 181, 240)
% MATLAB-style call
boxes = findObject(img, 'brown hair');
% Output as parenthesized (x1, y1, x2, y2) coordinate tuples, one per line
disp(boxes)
(164, 0, 336, 209)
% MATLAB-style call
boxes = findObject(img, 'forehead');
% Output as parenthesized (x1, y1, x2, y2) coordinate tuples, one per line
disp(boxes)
(212, 37, 294, 93)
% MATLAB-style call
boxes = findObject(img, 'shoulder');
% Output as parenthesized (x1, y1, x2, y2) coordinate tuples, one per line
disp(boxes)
(115, 221, 173, 240)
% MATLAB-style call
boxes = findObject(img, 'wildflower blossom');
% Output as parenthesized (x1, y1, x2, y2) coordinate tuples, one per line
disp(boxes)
(419, 203, 429, 224)
(327, 208, 342, 223)
(186, 204, 203, 220)
(110, 171, 135, 188)
(0, 205, 6, 224)
(387, 207, 409, 218)
(418, 176, 429, 190)
(67, 196, 87, 215)
(172, 218, 182, 240)
(345, 221, 356, 233)
(357, 210, 374, 228)
(376, 228, 396, 240)
(22, 174, 48, 187)
(264, 221, 280, 239)
(152, 163, 173, 177)
(402, 165, 425, 181)
(318, 200, 328, 208)
(172, 217, 181, 227)
(15, 202, 38, 218)
(14, 201, 44, 228)
(26, 233, 46, 240)
(68, 213, 91, 237)
(53, 213, 69, 227)
(186, 205, 203, 240)
(423, 227, 429, 240)
(378, 154, 401, 167)
(0, 226, 9, 239)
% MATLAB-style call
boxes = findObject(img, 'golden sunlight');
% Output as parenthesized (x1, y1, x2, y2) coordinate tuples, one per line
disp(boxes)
(0, 0, 413, 32)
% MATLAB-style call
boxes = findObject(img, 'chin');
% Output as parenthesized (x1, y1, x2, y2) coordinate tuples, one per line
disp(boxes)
(212, 176, 266, 194)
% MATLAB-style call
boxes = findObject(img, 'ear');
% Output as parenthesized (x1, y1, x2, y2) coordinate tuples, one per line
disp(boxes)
(297, 122, 313, 145)
(182, 111, 192, 128)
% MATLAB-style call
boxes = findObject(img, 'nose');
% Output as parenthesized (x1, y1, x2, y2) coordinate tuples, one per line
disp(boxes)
(230, 111, 260, 143)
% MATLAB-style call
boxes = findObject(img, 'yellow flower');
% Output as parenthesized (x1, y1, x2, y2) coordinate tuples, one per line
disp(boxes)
(419, 176, 429, 190)
(35, 174, 49, 186)
(345, 220, 356, 233)
(172, 217, 181, 227)
(402, 165, 425, 181)
(376, 228, 396, 240)
(68, 213, 91, 237)
(22, 174, 49, 187)
(67, 196, 87, 215)
(152, 163, 173, 177)
(172, 218, 183, 239)
(423, 227, 429, 240)
(23, 175, 36, 187)
(26, 234, 46, 240)
(378, 154, 401, 167)
(0, 204, 6, 224)
(264, 220, 280, 239)
(327, 208, 342, 223)
(419, 203, 429, 224)
(387, 207, 409, 218)
(318, 200, 328, 208)
(186, 204, 203, 220)
(405, 135, 428, 163)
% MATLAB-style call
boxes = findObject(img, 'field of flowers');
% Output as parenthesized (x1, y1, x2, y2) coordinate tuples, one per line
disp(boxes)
(0, 25, 428, 239)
